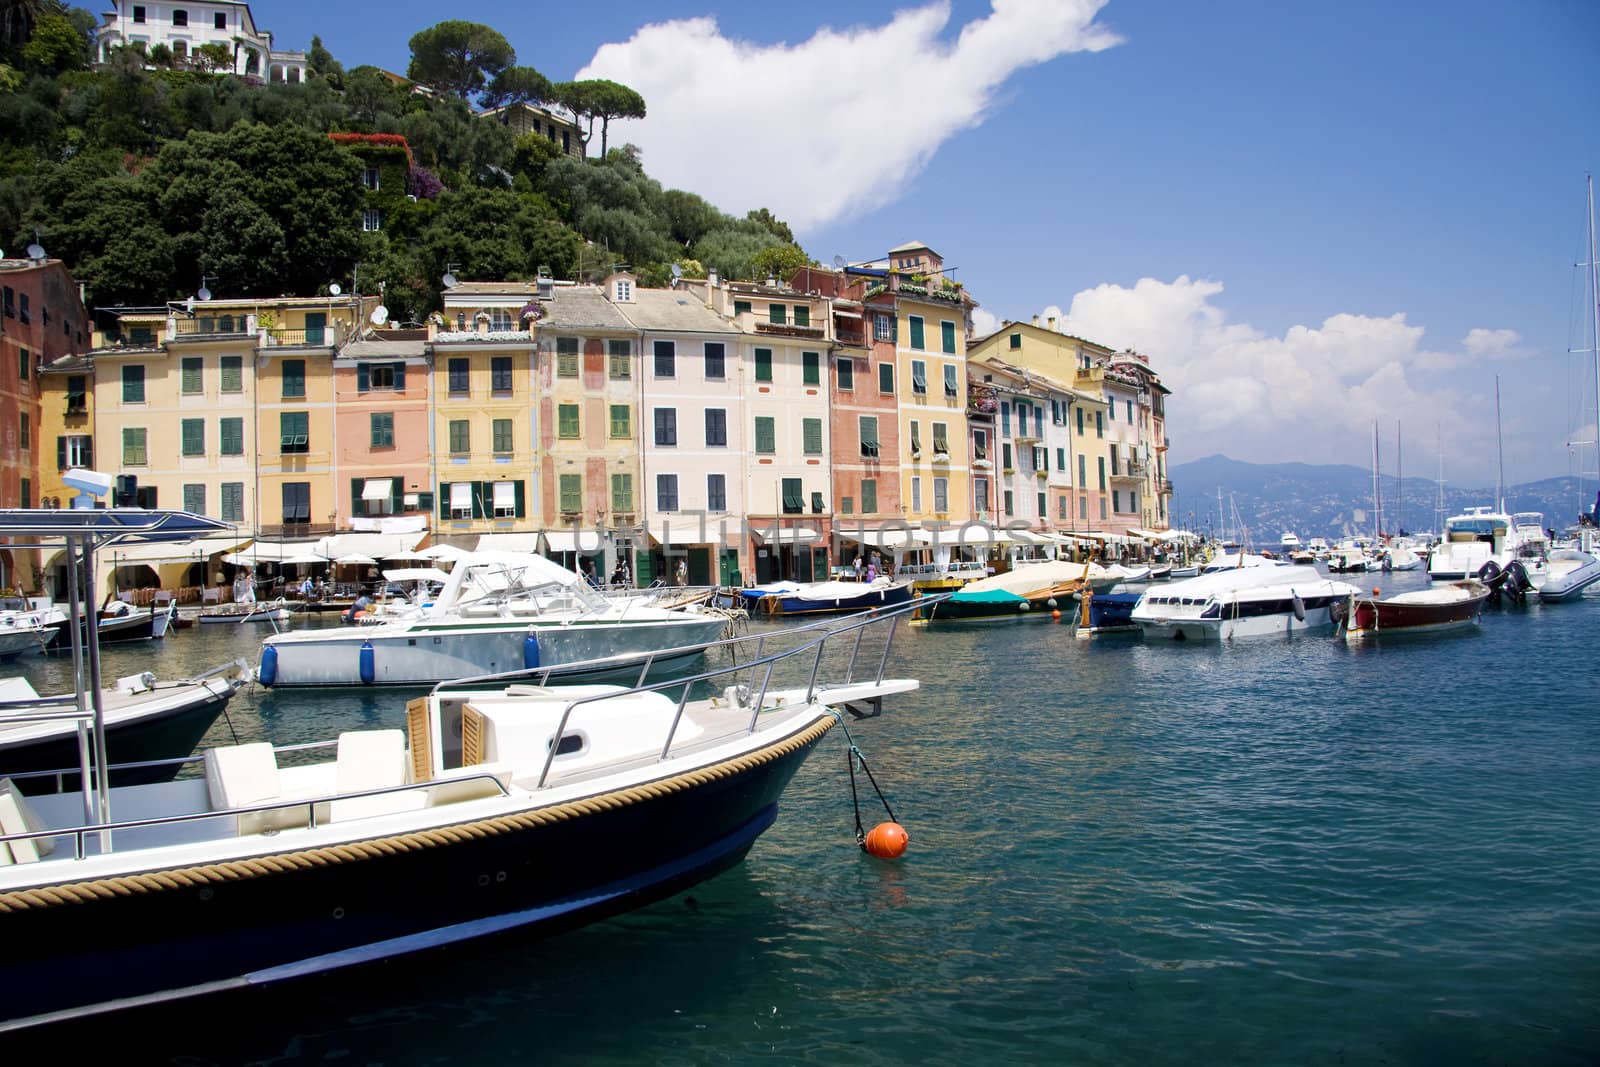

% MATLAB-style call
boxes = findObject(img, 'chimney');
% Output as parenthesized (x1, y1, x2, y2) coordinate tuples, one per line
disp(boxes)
(708, 268, 719, 288)
(1047, 316, 1057, 331)
(1031, 315, 1039, 327)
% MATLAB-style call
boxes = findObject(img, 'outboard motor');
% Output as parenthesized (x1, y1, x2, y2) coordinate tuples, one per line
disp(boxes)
(1477, 560, 1505, 604)
(1502, 560, 1530, 604)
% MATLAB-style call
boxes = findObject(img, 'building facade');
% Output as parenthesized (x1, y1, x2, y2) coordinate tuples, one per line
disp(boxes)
(93, 1, 307, 81)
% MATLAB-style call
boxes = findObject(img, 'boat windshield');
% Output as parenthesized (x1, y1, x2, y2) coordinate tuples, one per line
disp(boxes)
(1446, 518, 1504, 540)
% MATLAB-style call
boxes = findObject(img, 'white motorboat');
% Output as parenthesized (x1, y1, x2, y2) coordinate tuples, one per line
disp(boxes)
(1379, 545, 1424, 571)
(1428, 507, 1547, 581)
(1535, 548, 1600, 601)
(0, 598, 57, 661)
(259, 552, 731, 687)
(1200, 552, 1277, 572)
(0, 602, 924, 1029)
(1131, 563, 1362, 641)
(197, 597, 295, 624)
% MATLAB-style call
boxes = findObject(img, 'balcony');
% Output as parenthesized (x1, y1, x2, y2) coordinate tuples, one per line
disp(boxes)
(1108, 466, 1141, 485)
(1158, 478, 1175, 495)
(256, 522, 336, 539)
(755, 321, 826, 341)
(263, 328, 335, 349)
(967, 384, 998, 416)
(172, 317, 251, 340)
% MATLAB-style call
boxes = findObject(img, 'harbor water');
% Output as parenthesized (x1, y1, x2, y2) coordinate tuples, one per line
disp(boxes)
(12, 574, 1600, 1064)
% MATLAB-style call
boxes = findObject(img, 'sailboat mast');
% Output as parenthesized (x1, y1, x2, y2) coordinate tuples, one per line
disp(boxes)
(1436, 421, 1445, 533)
(1495, 374, 1506, 514)
(1589, 174, 1600, 522)
(1372, 421, 1381, 542)
(1396, 423, 1403, 535)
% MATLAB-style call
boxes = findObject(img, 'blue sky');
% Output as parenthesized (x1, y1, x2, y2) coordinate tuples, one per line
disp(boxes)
(267, 1, 1600, 489)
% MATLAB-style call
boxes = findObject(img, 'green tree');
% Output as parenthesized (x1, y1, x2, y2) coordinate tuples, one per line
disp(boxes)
(307, 34, 342, 87)
(693, 225, 785, 281)
(660, 189, 721, 248)
(745, 207, 795, 246)
(191, 41, 231, 73)
(405, 20, 514, 101)
(21, 13, 86, 74)
(750, 243, 810, 282)
(413, 185, 580, 287)
(484, 64, 551, 115)
(0, 0, 51, 59)
(343, 65, 405, 127)
(551, 78, 645, 158)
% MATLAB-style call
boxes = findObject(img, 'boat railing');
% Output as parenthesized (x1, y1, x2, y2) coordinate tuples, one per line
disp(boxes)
(1, 767, 514, 862)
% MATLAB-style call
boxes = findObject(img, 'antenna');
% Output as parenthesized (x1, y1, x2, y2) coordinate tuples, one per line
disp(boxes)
(328, 283, 342, 296)
(670, 263, 683, 279)
(832, 255, 847, 269)
(26, 230, 45, 261)
(196, 274, 215, 302)
(441, 262, 461, 289)
(370, 305, 389, 326)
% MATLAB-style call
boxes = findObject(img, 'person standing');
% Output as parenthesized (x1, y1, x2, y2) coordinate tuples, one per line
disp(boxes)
(854, 554, 864, 582)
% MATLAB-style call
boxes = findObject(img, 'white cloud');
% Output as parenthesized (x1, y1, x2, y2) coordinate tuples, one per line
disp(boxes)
(1022, 276, 1550, 479)
(577, 0, 1122, 230)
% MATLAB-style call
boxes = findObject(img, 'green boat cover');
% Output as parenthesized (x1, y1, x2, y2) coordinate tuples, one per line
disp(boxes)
(950, 589, 1028, 604)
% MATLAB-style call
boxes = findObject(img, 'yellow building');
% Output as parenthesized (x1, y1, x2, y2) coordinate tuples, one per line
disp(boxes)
(37, 353, 94, 508)
(429, 281, 540, 541)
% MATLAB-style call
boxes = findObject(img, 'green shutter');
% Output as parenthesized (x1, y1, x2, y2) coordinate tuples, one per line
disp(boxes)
(221, 417, 243, 455)
(394, 362, 405, 391)
(357, 363, 370, 392)
(909, 316, 924, 350)
(837, 358, 854, 390)
(472, 481, 486, 519)
(861, 479, 877, 514)
(733, 300, 751, 316)
(803, 417, 822, 455)
(754, 416, 775, 454)
(610, 404, 631, 440)
(802, 351, 820, 385)
(181, 418, 204, 456)
(220, 356, 242, 393)
(560, 474, 582, 513)
(182, 357, 202, 393)
(878, 363, 893, 393)
(438, 482, 450, 519)
(755, 349, 772, 382)
(514, 478, 526, 518)
(941, 320, 956, 354)
(352, 478, 363, 518)
(559, 404, 580, 438)
(611, 473, 632, 512)
(769, 304, 786, 325)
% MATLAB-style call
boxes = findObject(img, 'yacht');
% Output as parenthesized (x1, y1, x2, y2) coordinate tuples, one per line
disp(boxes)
(1131, 563, 1362, 641)
(1427, 508, 1547, 581)
(258, 552, 730, 687)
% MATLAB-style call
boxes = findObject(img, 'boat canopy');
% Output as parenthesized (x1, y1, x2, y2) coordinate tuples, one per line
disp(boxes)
(0, 507, 232, 546)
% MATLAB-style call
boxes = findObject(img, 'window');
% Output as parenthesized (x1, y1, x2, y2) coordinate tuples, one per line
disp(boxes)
(1, 286, 10, 317)
(66, 374, 86, 413)
(794, 306, 810, 327)
(654, 407, 677, 446)
(1113, 490, 1122, 513)
(59, 434, 92, 469)
(1038, 491, 1047, 518)
(1100, 497, 1108, 521)
(558, 403, 580, 439)
(1077, 407, 1085, 435)
(911, 421, 922, 455)
(859, 416, 880, 458)
(908, 315, 925, 350)
(1009, 332, 1021, 350)
(973, 429, 988, 461)
(781, 478, 803, 514)
(282, 359, 305, 399)
(132, 5, 145, 21)
(221, 356, 242, 393)
(19, 478, 28, 508)
(874, 313, 894, 342)
(448, 358, 469, 394)
(493, 418, 513, 453)
(556, 337, 579, 378)
(703, 342, 725, 380)
(608, 339, 631, 379)
(491, 357, 513, 393)
(221, 417, 244, 455)
(705, 408, 727, 447)
(878, 363, 894, 393)
(941, 321, 957, 354)
(911, 477, 922, 513)
(803, 417, 822, 456)
(1018, 405, 1028, 437)
(1109, 444, 1119, 475)
(1057, 447, 1066, 471)
(802, 351, 820, 386)
(221, 483, 244, 522)
(362, 167, 380, 190)
(282, 482, 310, 524)
(837, 357, 854, 391)
(1035, 447, 1047, 472)
(1059, 496, 1068, 520)
(1001, 402, 1011, 436)
(653, 340, 675, 378)
(122, 364, 145, 403)
(1079, 454, 1087, 486)
(861, 478, 878, 514)
(360, 363, 400, 392)
(911, 360, 927, 395)
(609, 405, 631, 440)
(613, 279, 631, 302)
(975, 477, 989, 515)
(707, 473, 727, 512)
(1108, 399, 1115, 422)
(812, 491, 824, 515)
(944, 364, 958, 397)
(181, 418, 204, 456)
(769, 304, 787, 325)
(447, 482, 474, 519)
(1004, 490, 1014, 517)
(656, 474, 679, 512)
(492, 480, 519, 519)
(1080, 495, 1089, 520)
(449, 420, 470, 454)
(362, 209, 382, 232)
(171, 8, 187, 26)
(754, 348, 773, 382)
(371, 412, 394, 448)
(1098, 457, 1107, 490)
(559, 474, 582, 514)
(184, 484, 206, 515)
(213, 10, 225, 29)
(933, 477, 949, 513)
(1131, 490, 1139, 513)
(1127, 400, 1134, 423)
(733, 300, 751, 316)
(1096, 411, 1104, 438)
(754, 416, 775, 454)
(1003, 442, 1012, 470)
(611, 473, 633, 513)
(932, 423, 949, 455)
(275, 411, 307, 453)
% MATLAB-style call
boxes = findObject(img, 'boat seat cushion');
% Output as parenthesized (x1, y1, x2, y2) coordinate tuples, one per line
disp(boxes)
(204, 742, 310, 836)
(427, 761, 513, 807)
(0, 777, 55, 864)
(331, 730, 418, 822)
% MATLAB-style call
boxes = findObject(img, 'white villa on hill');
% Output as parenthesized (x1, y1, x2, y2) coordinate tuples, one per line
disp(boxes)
(94, 1, 307, 83)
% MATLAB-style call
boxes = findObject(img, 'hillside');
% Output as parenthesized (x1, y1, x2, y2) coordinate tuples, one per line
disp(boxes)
(1168, 455, 1595, 541)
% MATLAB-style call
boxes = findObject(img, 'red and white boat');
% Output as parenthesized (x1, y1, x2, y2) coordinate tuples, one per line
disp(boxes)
(1340, 579, 1490, 640)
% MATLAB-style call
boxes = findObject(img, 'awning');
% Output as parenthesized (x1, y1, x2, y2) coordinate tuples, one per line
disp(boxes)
(101, 532, 253, 567)
(474, 533, 540, 553)
(361, 478, 394, 502)
(381, 567, 450, 584)
(450, 483, 473, 510)
(752, 527, 822, 546)
(322, 531, 427, 560)
(334, 554, 377, 565)
(648, 519, 717, 546)
(1126, 527, 1166, 540)
(223, 539, 320, 566)
(838, 526, 930, 549)
(925, 524, 1030, 547)
(492, 481, 516, 509)
(541, 530, 606, 553)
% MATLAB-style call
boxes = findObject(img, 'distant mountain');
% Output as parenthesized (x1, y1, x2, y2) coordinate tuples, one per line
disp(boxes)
(1167, 455, 1596, 541)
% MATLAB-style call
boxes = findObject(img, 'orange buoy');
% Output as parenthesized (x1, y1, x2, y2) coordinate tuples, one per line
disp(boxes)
(1051, 609, 1062, 619)
(863, 821, 909, 859)
(1371, 587, 1381, 597)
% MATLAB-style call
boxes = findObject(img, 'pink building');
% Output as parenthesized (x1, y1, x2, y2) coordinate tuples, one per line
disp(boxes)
(333, 339, 433, 527)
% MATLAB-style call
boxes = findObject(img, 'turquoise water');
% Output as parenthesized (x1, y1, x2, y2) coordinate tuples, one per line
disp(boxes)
(12, 574, 1600, 1064)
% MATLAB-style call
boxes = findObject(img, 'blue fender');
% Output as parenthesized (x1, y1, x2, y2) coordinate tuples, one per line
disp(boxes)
(258, 644, 278, 687)
(359, 640, 375, 685)
(523, 633, 541, 670)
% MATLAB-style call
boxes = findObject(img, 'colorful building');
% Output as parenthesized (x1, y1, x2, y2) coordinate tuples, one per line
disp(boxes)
(335, 338, 432, 529)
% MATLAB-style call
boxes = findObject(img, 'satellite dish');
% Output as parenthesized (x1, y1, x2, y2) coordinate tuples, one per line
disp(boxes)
(670, 263, 683, 279)
(27, 242, 46, 261)
(371, 305, 390, 326)
(832, 255, 847, 269)
(441, 272, 458, 289)
(328, 283, 342, 296)
(196, 286, 212, 302)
